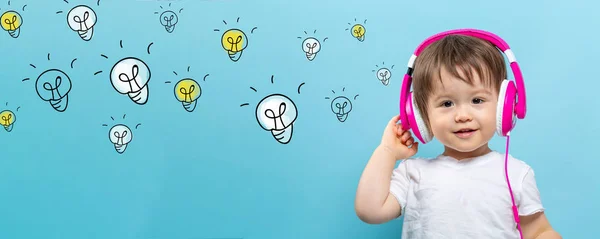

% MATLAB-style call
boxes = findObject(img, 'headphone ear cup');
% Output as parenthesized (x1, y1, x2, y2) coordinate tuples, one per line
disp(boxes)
(496, 80, 517, 136)
(406, 92, 432, 144)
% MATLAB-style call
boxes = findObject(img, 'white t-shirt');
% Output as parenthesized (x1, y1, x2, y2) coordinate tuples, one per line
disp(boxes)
(389, 150, 545, 239)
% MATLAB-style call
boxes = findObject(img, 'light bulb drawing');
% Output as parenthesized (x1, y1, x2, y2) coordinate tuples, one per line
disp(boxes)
(66, 5, 97, 41)
(35, 69, 72, 112)
(345, 18, 367, 42)
(165, 66, 209, 112)
(297, 30, 328, 61)
(96, 41, 154, 105)
(240, 75, 305, 145)
(23, 53, 77, 112)
(0, 110, 15, 132)
(102, 114, 141, 154)
(256, 94, 297, 144)
(0, 102, 20, 132)
(110, 57, 151, 105)
(56, 0, 100, 40)
(325, 88, 359, 122)
(109, 124, 132, 154)
(0, 110, 14, 132)
(1, 1, 27, 39)
(372, 62, 394, 86)
(214, 17, 257, 62)
(1, 10, 20, 38)
(159, 10, 177, 33)
(154, 3, 182, 33)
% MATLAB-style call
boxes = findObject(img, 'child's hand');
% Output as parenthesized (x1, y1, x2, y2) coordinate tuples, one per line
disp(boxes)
(379, 115, 419, 160)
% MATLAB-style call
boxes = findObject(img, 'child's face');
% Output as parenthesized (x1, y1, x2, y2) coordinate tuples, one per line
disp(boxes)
(426, 66, 498, 154)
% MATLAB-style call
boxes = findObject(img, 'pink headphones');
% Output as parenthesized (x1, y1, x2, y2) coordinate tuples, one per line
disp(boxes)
(399, 28, 527, 144)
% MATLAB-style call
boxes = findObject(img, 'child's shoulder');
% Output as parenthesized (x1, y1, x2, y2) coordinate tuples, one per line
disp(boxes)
(396, 155, 440, 169)
(494, 151, 534, 171)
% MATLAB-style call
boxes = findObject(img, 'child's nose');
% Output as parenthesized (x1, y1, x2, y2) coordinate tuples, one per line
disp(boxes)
(454, 108, 473, 122)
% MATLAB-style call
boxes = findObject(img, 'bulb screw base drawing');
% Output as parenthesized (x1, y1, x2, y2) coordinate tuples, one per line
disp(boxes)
(271, 125, 293, 144)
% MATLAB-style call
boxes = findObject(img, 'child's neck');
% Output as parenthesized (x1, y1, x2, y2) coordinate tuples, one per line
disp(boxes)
(442, 144, 492, 161)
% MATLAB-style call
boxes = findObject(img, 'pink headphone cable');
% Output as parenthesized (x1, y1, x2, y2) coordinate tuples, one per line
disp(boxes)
(504, 131, 523, 238)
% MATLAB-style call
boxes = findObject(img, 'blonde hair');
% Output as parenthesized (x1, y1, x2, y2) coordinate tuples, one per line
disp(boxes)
(412, 34, 507, 131)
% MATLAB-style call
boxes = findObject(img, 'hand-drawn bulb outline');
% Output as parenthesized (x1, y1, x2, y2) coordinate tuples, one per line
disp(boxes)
(376, 67, 392, 86)
(110, 57, 151, 105)
(0, 110, 16, 132)
(255, 94, 298, 144)
(351, 23, 365, 42)
(109, 124, 133, 154)
(331, 96, 353, 122)
(221, 28, 248, 62)
(67, 5, 97, 41)
(1, 10, 22, 38)
(302, 37, 321, 61)
(174, 78, 201, 112)
(35, 69, 72, 112)
(159, 10, 178, 33)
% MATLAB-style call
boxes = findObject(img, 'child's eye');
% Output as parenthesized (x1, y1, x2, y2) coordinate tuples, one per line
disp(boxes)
(472, 98, 484, 104)
(440, 101, 453, 107)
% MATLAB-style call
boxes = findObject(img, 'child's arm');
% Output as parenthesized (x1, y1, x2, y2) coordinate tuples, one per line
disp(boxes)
(518, 168, 562, 238)
(355, 146, 403, 224)
(520, 212, 562, 239)
(355, 115, 418, 224)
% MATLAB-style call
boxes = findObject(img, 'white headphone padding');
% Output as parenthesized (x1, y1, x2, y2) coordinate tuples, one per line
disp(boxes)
(496, 80, 509, 136)
(411, 94, 433, 143)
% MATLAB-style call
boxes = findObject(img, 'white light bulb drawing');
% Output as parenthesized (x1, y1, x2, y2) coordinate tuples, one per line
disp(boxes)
(67, 5, 97, 41)
(103, 115, 141, 154)
(256, 94, 297, 144)
(110, 57, 151, 105)
(302, 37, 320, 61)
(241, 75, 305, 145)
(35, 69, 72, 112)
(326, 88, 359, 122)
(109, 124, 132, 154)
(298, 30, 328, 61)
(373, 62, 394, 86)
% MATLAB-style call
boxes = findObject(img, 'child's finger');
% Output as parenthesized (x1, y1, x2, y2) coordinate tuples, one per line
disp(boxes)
(389, 115, 401, 126)
(409, 142, 419, 153)
(400, 130, 412, 141)
(405, 138, 414, 146)
(400, 131, 411, 141)
(396, 125, 405, 135)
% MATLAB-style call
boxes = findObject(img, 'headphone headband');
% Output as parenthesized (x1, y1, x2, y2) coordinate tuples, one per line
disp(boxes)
(400, 29, 526, 129)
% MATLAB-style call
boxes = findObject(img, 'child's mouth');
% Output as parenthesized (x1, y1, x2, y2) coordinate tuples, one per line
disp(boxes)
(454, 128, 477, 138)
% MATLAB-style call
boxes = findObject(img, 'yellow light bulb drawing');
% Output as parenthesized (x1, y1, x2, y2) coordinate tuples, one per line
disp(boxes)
(0, 110, 16, 132)
(174, 78, 201, 112)
(1, 10, 23, 38)
(346, 18, 367, 42)
(351, 24, 365, 42)
(221, 28, 248, 62)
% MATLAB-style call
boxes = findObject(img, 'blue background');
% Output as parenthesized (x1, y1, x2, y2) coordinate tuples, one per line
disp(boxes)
(0, 0, 596, 238)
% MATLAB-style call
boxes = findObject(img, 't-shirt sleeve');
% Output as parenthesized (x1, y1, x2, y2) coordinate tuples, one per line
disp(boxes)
(389, 160, 410, 211)
(518, 167, 545, 216)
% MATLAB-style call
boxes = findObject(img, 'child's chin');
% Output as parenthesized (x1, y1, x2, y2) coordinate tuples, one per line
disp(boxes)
(445, 141, 486, 153)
